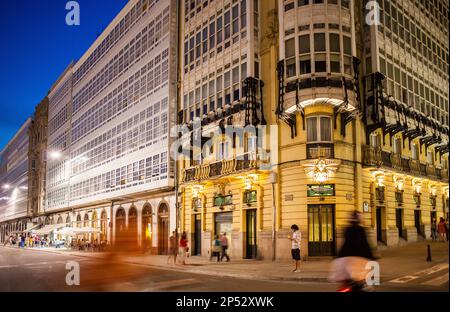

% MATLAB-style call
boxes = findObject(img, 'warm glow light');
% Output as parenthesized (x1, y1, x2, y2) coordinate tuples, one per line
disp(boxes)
(429, 185, 437, 196)
(2, 184, 10, 190)
(412, 179, 422, 194)
(393, 176, 404, 191)
(50, 151, 62, 160)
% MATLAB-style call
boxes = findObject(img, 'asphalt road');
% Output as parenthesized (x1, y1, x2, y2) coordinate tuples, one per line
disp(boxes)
(0, 247, 447, 292)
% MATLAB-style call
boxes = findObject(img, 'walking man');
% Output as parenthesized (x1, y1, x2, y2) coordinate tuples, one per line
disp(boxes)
(167, 231, 178, 264)
(289, 224, 301, 272)
(220, 233, 230, 262)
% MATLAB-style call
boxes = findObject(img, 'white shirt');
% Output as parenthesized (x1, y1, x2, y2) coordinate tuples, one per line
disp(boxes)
(291, 230, 301, 249)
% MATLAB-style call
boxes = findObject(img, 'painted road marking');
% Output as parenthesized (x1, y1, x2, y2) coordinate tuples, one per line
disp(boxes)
(141, 278, 200, 291)
(388, 263, 449, 284)
(421, 272, 449, 286)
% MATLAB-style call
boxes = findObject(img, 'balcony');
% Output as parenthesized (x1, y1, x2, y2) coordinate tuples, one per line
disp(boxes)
(307, 143, 335, 159)
(391, 153, 403, 171)
(181, 153, 262, 183)
(363, 146, 382, 166)
(363, 146, 446, 181)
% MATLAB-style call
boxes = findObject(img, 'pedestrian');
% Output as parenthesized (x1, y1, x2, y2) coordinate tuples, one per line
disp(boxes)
(331, 211, 376, 292)
(179, 232, 189, 265)
(220, 233, 230, 262)
(446, 218, 449, 242)
(288, 224, 301, 272)
(210, 235, 221, 262)
(431, 218, 438, 241)
(167, 231, 178, 264)
(437, 217, 446, 242)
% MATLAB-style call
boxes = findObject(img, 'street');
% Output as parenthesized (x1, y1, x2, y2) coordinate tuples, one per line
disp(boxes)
(0, 246, 447, 292)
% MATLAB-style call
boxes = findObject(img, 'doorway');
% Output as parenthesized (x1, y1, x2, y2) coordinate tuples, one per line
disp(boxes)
(245, 209, 257, 259)
(193, 214, 202, 256)
(158, 204, 169, 255)
(376, 207, 383, 242)
(214, 212, 233, 257)
(414, 210, 422, 235)
(396, 208, 404, 238)
(308, 205, 335, 256)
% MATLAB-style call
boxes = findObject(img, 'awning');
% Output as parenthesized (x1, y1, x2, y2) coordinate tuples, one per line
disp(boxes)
(32, 224, 66, 236)
(23, 224, 41, 233)
(72, 227, 102, 235)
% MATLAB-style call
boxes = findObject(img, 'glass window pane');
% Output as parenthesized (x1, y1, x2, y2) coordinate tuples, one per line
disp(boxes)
(307, 117, 318, 142)
(299, 35, 310, 54)
(314, 33, 326, 52)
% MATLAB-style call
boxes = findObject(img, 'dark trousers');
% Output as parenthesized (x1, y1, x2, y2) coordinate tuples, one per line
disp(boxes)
(221, 246, 230, 261)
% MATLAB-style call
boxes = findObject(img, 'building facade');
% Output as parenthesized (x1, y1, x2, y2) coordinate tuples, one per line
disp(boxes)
(42, 0, 179, 253)
(178, 0, 449, 260)
(0, 119, 33, 242)
(28, 97, 49, 220)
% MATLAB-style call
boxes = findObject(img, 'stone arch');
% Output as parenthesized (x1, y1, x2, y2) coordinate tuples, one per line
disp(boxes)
(157, 202, 169, 255)
(141, 203, 153, 248)
(128, 206, 138, 245)
(100, 209, 108, 242)
(66, 215, 71, 226)
(115, 207, 126, 239)
(57, 216, 63, 224)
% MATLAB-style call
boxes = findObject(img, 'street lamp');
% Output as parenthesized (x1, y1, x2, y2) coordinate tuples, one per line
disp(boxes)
(49, 151, 62, 160)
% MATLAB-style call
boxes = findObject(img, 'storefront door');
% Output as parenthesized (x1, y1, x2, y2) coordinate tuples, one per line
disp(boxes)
(414, 210, 421, 235)
(214, 212, 232, 256)
(376, 207, 383, 242)
(245, 209, 257, 259)
(396, 208, 404, 238)
(308, 205, 335, 256)
(194, 214, 201, 256)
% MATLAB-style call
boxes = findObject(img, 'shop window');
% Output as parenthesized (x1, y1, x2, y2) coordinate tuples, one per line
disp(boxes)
(243, 190, 257, 204)
(214, 194, 233, 206)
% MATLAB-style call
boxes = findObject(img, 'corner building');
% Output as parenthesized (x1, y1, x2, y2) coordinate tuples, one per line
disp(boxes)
(44, 0, 179, 253)
(0, 119, 33, 242)
(179, 0, 449, 260)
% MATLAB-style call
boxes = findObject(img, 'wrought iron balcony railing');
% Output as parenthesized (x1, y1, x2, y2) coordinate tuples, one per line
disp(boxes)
(306, 143, 335, 159)
(181, 152, 262, 183)
(363, 145, 446, 181)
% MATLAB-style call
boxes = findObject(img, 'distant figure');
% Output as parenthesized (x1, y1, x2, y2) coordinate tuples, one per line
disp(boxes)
(438, 217, 446, 242)
(446, 218, 449, 242)
(220, 233, 230, 262)
(289, 224, 301, 272)
(179, 232, 189, 265)
(167, 231, 178, 264)
(332, 211, 376, 292)
(431, 218, 438, 241)
(211, 235, 221, 262)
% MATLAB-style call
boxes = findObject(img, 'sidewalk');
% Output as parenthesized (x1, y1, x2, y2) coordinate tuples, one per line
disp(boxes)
(3, 241, 448, 283)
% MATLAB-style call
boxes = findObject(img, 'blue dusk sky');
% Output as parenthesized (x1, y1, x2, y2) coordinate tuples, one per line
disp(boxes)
(0, 0, 128, 151)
